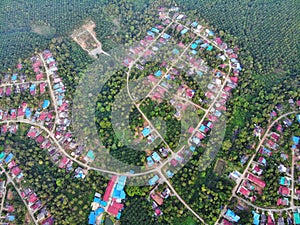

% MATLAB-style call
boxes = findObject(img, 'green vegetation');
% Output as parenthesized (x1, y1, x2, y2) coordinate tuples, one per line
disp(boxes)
(0, 124, 108, 225)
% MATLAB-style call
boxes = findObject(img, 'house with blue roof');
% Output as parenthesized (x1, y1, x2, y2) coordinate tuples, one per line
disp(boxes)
(152, 152, 161, 162)
(162, 33, 171, 39)
(252, 211, 260, 225)
(147, 31, 155, 37)
(225, 209, 240, 222)
(154, 70, 162, 77)
(95, 207, 104, 216)
(191, 22, 198, 27)
(147, 156, 154, 167)
(88, 212, 96, 225)
(172, 49, 179, 55)
(191, 43, 198, 49)
(297, 115, 300, 123)
(4, 153, 14, 164)
(25, 108, 31, 118)
(149, 175, 160, 186)
(11, 74, 17, 82)
(293, 136, 300, 145)
(180, 28, 188, 35)
(191, 50, 197, 55)
(190, 146, 196, 152)
(166, 170, 174, 178)
(151, 28, 160, 33)
(6, 215, 15, 222)
(112, 176, 127, 200)
(142, 127, 151, 137)
(42, 100, 50, 109)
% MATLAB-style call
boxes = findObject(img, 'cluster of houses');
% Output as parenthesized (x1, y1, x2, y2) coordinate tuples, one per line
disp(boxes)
(235, 120, 294, 203)
(0, 61, 47, 98)
(26, 126, 87, 179)
(21, 188, 54, 224)
(221, 208, 300, 225)
(150, 187, 171, 217)
(0, 100, 55, 131)
(0, 151, 54, 224)
(0, 202, 16, 223)
(88, 176, 127, 224)
(41, 50, 96, 166)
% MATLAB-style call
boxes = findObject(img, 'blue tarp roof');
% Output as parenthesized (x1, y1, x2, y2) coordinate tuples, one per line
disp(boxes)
(5, 153, 14, 164)
(297, 115, 300, 123)
(42, 100, 50, 109)
(195, 39, 202, 44)
(88, 212, 96, 225)
(142, 127, 151, 137)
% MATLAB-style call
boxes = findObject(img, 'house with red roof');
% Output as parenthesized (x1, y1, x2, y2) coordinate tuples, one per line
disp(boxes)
(107, 201, 124, 216)
(214, 37, 222, 45)
(103, 176, 117, 202)
(252, 165, 263, 176)
(221, 219, 233, 225)
(278, 186, 290, 196)
(58, 157, 70, 169)
(151, 194, 164, 205)
(17, 108, 25, 118)
(36, 73, 44, 81)
(247, 173, 266, 188)
(11, 166, 21, 177)
(28, 193, 38, 204)
(27, 127, 37, 138)
(170, 159, 178, 167)
(188, 127, 194, 134)
(237, 186, 250, 198)
(195, 131, 205, 140)
(277, 198, 289, 206)
(36, 135, 45, 143)
(270, 132, 280, 142)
